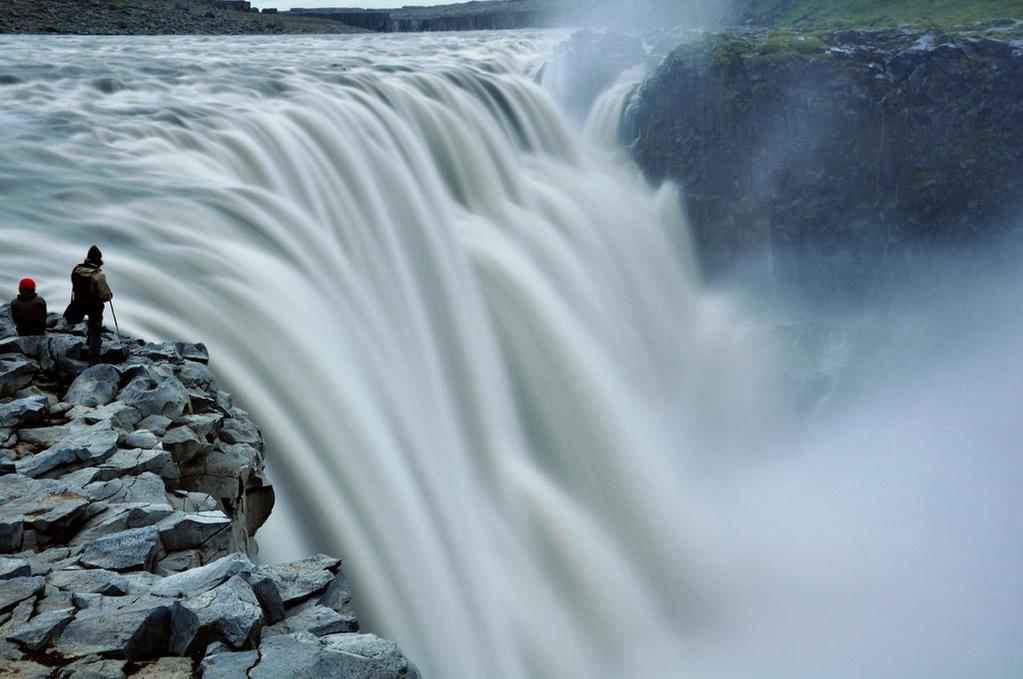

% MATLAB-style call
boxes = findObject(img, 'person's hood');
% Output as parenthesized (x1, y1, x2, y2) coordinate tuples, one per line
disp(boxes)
(16, 292, 37, 300)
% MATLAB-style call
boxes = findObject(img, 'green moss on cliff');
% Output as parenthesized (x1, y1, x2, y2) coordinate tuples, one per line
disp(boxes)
(744, 0, 1023, 27)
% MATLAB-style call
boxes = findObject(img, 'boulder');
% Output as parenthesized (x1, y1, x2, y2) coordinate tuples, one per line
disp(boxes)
(176, 362, 215, 390)
(122, 430, 160, 450)
(0, 519, 24, 553)
(53, 601, 172, 660)
(6, 606, 73, 653)
(249, 632, 420, 679)
(137, 415, 172, 436)
(0, 396, 48, 429)
(170, 575, 262, 655)
(80, 526, 161, 572)
(157, 511, 232, 552)
(161, 425, 205, 465)
(178, 413, 222, 444)
(64, 364, 120, 407)
(248, 574, 285, 625)
(0, 455, 14, 475)
(219, 418, 259, 446)
(117, 373, 189, 420)
(0, 358, 36, 398)
(257, 555, 339, 606)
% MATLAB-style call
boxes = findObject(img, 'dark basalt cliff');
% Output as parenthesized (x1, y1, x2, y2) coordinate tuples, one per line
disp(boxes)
(626, 23, 1023, 297)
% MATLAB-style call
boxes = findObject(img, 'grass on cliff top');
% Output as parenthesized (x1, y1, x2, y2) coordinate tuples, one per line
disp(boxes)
(748, 0, 1023, 27)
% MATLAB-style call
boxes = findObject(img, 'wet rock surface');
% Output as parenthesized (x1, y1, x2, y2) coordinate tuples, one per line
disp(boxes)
(0, 308, 420, 677)
(627, 22, 1023, 298)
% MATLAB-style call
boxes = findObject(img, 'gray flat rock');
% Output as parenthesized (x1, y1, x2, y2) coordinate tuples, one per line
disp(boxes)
(49, 568, 129, 596)
(270, 604, 356, 637)
(258, 555, 340, 606)
(152, 552, 254, 598)
(6, 605, 73, 653)
(0, 576, 44, 614)
(59, 657, 128, 679)
(75, 401, 143, 432)
(0, 660, 52, 679)
(17, 424, 119, 479)
(95, 448, 174, 481)
(73, 502, 174, 545)
(0, 558, 30, 581)
(80, 526, 161, 572)
(167, 491, 219, 514)
(0, 477, 92, 536)
(84, 473, 169, 505)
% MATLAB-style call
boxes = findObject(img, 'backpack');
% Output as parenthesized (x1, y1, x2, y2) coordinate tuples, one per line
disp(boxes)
(63, 265, 97, 324)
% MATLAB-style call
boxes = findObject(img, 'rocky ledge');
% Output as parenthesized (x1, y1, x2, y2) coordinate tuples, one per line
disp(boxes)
(626, 21, 1023, 298)
(0, 306, 419, 678)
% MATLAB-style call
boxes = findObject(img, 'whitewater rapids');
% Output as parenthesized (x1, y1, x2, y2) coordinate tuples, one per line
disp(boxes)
(2, 31, 1021, 679)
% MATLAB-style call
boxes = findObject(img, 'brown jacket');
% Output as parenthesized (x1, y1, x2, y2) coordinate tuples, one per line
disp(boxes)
(10, 292, 47, 336)
(71, 262, 113, 310)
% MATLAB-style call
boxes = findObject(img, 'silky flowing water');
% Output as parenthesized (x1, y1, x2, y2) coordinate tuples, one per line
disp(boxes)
(1, 32, 1021, 679)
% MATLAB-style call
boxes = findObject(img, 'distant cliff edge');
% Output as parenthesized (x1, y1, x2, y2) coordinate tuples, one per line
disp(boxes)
(626, 23, 1023, 298)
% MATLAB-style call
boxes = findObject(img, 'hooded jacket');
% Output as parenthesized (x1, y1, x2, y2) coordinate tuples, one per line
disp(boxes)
(10, 292, 47, 336)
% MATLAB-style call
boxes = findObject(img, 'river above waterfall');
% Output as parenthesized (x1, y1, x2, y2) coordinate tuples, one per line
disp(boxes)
(2, 31, 1022, 679)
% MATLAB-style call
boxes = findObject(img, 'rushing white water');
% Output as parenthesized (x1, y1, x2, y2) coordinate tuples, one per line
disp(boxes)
(2, 31, 1022, 679)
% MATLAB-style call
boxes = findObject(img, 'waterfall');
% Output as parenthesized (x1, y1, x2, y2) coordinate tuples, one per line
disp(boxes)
(2, 31, 1022, 679)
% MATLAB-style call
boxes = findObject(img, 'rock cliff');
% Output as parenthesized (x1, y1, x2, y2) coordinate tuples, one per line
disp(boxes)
(626, 22, 1023, 297)
(0, 306, 419, 678)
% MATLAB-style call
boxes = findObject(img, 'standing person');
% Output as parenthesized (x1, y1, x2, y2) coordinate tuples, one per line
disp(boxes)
(70, 245, 113, 363)
(10, 277, 47, 336)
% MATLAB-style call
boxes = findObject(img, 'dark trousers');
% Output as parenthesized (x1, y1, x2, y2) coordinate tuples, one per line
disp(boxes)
(86, 307, 104, 361)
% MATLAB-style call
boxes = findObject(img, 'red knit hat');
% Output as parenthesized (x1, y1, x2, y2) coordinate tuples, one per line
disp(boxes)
(18, 278, 35, 294)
